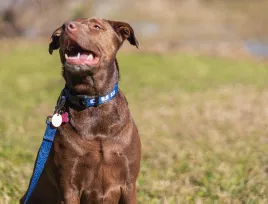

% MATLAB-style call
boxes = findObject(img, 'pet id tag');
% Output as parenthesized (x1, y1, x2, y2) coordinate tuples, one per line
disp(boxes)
(51, 113, 62, 127)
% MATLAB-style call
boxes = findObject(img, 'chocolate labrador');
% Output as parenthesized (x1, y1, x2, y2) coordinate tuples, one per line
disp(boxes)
(20, 17, 141, 204)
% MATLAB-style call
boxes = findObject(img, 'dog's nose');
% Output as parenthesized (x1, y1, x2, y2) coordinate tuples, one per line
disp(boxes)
(65, 21, 77, 32)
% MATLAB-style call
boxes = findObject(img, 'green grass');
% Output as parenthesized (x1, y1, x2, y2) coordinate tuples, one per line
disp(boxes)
(1, 41, 268, 203)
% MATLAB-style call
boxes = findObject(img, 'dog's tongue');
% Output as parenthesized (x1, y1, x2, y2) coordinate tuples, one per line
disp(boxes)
(80, 53, 92, 60)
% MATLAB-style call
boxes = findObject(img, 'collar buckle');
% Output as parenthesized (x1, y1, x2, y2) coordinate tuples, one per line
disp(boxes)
(80, 96, 88, 107)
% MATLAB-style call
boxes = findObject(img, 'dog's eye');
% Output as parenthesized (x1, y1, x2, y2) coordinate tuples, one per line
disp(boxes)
(94, 25, 102, 30)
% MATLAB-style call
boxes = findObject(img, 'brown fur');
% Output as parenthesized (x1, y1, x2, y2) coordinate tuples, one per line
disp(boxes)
(20, 17, 141, 204)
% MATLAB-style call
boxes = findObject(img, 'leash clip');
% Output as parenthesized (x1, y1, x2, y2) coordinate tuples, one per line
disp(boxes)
(46, 116, 52, 125)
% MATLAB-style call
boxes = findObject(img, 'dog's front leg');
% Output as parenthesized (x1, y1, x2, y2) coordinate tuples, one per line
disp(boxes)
(119, 184, 137, 204)
(59, 189, 80, 204)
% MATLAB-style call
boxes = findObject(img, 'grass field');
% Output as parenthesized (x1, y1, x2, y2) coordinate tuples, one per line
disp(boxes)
(1, 42, 268, 203)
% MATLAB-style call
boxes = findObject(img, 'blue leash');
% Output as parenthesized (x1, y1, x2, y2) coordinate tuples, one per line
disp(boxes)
(24, 122, 57, 204)
(24, 83, 118, 203)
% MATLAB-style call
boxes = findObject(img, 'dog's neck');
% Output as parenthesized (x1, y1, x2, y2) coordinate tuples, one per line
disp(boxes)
(60, 60, 126, 137)
(63, 60, 119, 97)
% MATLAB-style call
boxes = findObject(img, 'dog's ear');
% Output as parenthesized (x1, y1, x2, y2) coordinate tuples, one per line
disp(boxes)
(49, 26, 62, 55)
(108, 20, 139, 48)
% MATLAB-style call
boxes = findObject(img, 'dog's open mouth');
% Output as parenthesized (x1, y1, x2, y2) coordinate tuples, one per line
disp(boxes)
(64, 40, 100, 66)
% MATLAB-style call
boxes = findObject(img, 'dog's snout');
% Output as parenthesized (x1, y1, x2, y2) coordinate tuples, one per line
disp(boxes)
(65, 21, 77, 33)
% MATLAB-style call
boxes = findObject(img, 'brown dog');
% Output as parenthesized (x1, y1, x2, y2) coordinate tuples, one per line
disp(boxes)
(20, 17, 141, 204)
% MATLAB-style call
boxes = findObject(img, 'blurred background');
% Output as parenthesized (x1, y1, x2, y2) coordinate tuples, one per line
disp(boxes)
(2, 0, 268, 57)
(1, 0, 268, 203)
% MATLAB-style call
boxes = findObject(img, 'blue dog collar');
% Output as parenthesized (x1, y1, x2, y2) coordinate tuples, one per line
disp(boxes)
(69, 83, 119, 108)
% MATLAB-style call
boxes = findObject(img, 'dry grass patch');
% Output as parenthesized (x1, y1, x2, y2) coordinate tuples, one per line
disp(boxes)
(133, 85, 268, 203)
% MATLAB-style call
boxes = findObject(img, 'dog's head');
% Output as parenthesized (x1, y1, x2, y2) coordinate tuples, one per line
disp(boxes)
(49, 17, 138, 74)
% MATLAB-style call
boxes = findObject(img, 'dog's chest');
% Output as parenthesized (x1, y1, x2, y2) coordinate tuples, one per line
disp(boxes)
(51, 130, 130, 193)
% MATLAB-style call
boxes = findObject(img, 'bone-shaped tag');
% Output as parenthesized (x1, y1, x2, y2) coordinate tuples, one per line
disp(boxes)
(61, 112, 69, 123)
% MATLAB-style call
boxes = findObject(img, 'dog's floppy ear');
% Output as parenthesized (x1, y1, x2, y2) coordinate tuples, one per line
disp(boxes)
(49, 26, 62, 55)
(108, 20, 139, 48)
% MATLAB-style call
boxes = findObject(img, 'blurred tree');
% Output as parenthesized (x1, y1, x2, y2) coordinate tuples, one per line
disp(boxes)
(0, 0, 22, 37)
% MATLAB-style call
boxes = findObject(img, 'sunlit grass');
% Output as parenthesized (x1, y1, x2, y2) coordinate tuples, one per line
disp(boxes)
(1, 41, 268, 203)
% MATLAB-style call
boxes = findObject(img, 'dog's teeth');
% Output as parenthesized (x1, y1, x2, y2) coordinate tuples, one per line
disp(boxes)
(65, 54, 69, 59)
(87, 53, 93, 61)
(77, 52, 80, 59)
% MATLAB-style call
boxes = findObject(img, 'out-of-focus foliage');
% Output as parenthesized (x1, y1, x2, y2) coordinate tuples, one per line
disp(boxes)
(2, 0, 268, 57)
(1, 0, 268, 40)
